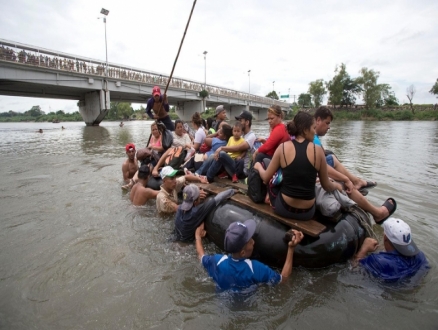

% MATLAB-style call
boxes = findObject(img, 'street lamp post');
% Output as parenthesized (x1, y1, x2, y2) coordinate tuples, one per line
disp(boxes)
(203, 51, 207, 90)
(100, 8, 109, 77)
(273, 81, 275, 92)
(248, 70, 251, 95)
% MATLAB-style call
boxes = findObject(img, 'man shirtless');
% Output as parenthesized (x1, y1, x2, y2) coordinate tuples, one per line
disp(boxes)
(122, 143, 138, 182)
(130, 165, 159, 206)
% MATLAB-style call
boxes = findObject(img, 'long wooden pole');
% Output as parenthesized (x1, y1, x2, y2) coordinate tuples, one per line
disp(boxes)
(155, 0, 197, 119)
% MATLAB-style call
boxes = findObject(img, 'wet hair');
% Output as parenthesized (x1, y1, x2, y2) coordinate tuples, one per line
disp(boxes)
(174, 119, 184, 129)
(191, 112, 202, 128)
(206, 117, 214, 130)
(233, 122, 243, 131)
(287, 111, 314, 137)
(314, 106, 333, 121)
(138, 165, 150, 179)
(268, 105, 283, 118)
(221, 124, 233, 141)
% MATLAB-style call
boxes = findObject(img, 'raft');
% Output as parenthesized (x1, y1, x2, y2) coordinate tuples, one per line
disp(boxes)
(198, 181, 370, 269)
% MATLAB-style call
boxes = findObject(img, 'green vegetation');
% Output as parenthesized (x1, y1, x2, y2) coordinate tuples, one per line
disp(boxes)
(0, 105, 83, 122)
(308, 79, 326, 107)
(330, 108, 438, 121)
(265, 91, 279, 100)
(430, 79, 438, 97)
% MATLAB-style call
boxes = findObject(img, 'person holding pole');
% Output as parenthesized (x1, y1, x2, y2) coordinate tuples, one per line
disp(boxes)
(145, 86, 175, 131)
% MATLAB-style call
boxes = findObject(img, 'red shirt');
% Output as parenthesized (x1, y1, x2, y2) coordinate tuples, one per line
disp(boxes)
(258, 123, 290, 156)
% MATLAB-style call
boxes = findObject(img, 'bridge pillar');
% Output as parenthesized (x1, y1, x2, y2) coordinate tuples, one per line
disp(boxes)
(248, 108, 268, 121)
(175, 100, 203, 121)
(228, 105, 247, 121)
(78, 90, 110, 126)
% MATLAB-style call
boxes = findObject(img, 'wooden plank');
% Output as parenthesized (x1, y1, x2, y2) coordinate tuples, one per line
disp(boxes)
(213, 177, 248, 191)
(195, 183, 326, 237)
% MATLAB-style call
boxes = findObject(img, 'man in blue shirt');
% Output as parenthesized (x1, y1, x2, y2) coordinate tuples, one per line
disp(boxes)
(353, 218, 429, 282)
(195, 219, 304, 291)
(145, 86, 174, 131)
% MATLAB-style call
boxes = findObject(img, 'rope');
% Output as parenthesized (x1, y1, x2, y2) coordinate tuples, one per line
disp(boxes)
(348, 205, 378, 240)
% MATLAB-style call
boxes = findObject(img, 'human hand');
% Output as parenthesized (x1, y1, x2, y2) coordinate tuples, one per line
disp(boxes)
(153, 114, 159, 119)
(199, 176, 209, 184)
(195, 222, 206, 239)
(152, 168, 159, 177)
(287, 230, 304, 248)
(199, 189, 208, 200)
(253, 162, 262, 172)
(344, 180, 354, 194)
(214, 149, 221, 160)
(362, 237, 379, 253)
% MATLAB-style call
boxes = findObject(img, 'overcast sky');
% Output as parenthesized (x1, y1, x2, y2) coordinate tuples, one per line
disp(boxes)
(1, 0, 437, 113)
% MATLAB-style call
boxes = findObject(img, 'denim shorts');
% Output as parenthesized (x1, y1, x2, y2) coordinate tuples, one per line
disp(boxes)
(326, 154, 334, 168)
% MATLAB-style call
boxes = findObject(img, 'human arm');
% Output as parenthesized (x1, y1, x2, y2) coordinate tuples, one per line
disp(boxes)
(122, 161, 130, 182)
(184, 174, 209, 184)
(195, 223, 207, 260)
(326, 164, 354, 193)
(253, 145, 283, 184)
(213, 188, 235, 205)
(204, 137, 214, 147)
(316, 146, 343, 193)
(351, 237, 379, 267)
(145, 98, 154, 119)
(280, 230, 304, 282)
(152, 148, 172, 177)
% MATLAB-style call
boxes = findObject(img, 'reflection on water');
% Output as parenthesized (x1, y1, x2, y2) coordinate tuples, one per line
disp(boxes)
(0, 120, 437, 329)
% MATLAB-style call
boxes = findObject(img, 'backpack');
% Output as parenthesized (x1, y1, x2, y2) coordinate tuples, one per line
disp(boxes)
(165, 146, 187, 169)
(247, 161, 267, 203)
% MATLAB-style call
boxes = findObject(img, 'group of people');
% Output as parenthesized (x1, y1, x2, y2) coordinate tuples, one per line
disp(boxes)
(120, 87, 428, 290)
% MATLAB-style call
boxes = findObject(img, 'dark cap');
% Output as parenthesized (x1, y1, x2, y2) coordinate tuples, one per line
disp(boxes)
(224, 219, 256, 253)
(235, 111, 253, 121)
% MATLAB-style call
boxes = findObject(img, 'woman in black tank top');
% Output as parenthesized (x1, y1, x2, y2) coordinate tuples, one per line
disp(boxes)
(254, 111, 342, 221)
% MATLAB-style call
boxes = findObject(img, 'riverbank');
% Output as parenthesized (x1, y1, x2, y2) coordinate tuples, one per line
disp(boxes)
(286, 105, 438, 121)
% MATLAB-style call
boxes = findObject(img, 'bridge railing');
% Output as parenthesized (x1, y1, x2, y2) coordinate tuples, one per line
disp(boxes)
(0, 39, 288, 108)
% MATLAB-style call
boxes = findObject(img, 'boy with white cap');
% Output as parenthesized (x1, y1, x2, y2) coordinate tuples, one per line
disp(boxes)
(174, 185, 236, 242)
(353, 218, 429, 281)
(195, 220, 304, 291)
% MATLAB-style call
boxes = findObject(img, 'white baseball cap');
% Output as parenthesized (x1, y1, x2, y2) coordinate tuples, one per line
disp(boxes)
(160, 166, 178, 179)
(383, 218, 419, 256)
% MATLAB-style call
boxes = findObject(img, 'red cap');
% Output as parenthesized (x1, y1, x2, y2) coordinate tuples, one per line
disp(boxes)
(125, 143, 135, 152)
(152, 86, 161, 96)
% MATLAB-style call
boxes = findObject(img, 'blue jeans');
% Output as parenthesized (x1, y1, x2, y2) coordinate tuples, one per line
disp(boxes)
(206, 151, 244, 182)
(196, 155, 215, 175)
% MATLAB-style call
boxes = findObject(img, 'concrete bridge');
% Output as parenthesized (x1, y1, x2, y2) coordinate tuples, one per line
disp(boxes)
(0, 39, 291, 125)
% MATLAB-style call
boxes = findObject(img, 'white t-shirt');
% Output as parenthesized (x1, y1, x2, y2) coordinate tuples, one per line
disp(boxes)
(172, 132, 192, 148)
(194, 127, 206, 145)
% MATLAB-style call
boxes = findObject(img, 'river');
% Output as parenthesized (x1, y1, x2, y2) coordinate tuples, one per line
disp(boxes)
(0, 120, 437, 329)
